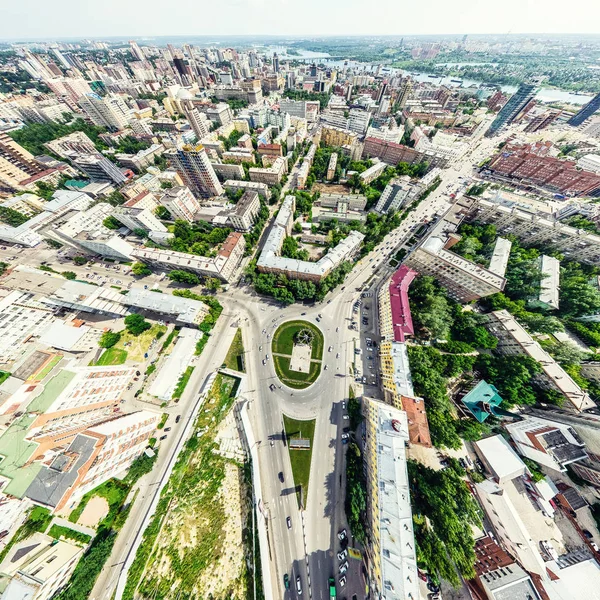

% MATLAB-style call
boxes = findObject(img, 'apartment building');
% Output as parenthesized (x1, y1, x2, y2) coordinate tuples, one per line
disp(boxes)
(159, 185, 201, 222)
(211, 162, 245, 180)
(78, 93, 132, 131)
(222, 148, 255, 164)
(485, 83, 537, 137)
(223, 179, 269, 199)
(358, 160, 387, 185)
(228, 190, 260, 232)
(463, 195, 600, 266)
(505, 416, 588, 473)
(577, 154, 600, 175)
(249, 156, 287, 186)
(45, 131, 97, 158)
(25, 410, 160, 512)
(71, 153, 128, 185)
(166, 145, 224, 198)
(0, 533, 82, 600)
(361, 398, 419, 600)
(115, 144, 165, 173)
(257, 195, 364, 282)
(374, 177, 421, 214)
(114, 190, 166, 233)
(537, 255, 560, 310)
(0, 132, 46, 191)
(326, 152, 338, 180)
(483, 310, 595, 412)
(131, 231, 245, 282)
(404, 235, 506, 302)
(362, 137, 422, 166)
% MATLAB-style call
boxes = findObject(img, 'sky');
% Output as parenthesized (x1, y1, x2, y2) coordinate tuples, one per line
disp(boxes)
(1, 0, 600, 41)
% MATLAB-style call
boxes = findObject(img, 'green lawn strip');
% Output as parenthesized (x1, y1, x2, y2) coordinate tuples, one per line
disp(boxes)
(0, 370, 10, 385)
(0, 506, 52, 562)
(224, 328, 245, 372)
(48, 524, 92, 545)
(160, 326, 180, 353)
(157, 413, 169, 429)
(172, 366, 194, 399)
(283, 415, 316, 507)
(123, 373, 244, 600)
(92, 347, 128, 366)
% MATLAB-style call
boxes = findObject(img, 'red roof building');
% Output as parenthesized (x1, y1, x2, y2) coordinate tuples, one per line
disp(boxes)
(389, 265, 417, 342)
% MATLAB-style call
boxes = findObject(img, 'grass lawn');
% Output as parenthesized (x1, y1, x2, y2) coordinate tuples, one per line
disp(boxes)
(272, 320, 324, 360)
(272, 320, 323, 389)
(115, 324, 167, 363)
(273, 356, 321, 389)
(94, 347, 128, 366)
(283, 415, 316, 508)
(224, 328, 245, 372)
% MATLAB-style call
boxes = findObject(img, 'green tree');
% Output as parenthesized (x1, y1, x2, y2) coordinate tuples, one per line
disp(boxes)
(61, 271, 76, 280)
(168, 270, 201, 285)
(204, 277, 222, 292)
(103, 216, 121, 230)
(0, 206, 28, 227)
(131, 262, 152, 277)
(132, 228, 148, 238)
(124, 314, 151, 336)
(73, 256, 88, 266)
(99, 331, 121, 348)
(155, 205, 171, 220)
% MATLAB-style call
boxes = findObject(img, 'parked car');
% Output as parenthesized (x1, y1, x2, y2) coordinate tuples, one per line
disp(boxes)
(338, 529, 347, 541)
(279, 472, 284, 483)
(287, 517, 292, 529)
(175, 415, 181, 423)
(159, 435, 167, 441)
(296, 576, 302, 595)
(164, 427, 171, 432)
(583, 529, 594, 540)
(283, 574, 289, 589)
(339, 576, 346, 588)
(339, 561, 348, 574)
(341, 433, 349, 440)
(337, 549, 348, 561)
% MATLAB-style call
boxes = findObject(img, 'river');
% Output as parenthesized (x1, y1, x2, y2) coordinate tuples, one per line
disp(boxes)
(267, 47, 594, 106)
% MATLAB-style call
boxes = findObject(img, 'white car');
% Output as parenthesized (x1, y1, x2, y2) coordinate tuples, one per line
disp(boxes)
(337, 549, 348, 561)
(337, 529, 347, 541)
(339, 576, 346, 588)
(339, 561, 348, 574)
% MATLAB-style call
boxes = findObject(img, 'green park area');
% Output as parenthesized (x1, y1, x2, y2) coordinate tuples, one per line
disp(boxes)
(283, 415, 316, 508)
(272, 320, 324, 389)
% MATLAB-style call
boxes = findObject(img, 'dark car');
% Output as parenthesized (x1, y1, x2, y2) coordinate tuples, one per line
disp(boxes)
(279, 471, 284, 483)
(160, 435, 167, 440)
(583, 529, 594, 539)
(343, 427, 350, 433)
(283, 574, 290, 589)
(164, 427, 171, 432)
(287, 516, 292, 529)
(175, 415, 181, 423)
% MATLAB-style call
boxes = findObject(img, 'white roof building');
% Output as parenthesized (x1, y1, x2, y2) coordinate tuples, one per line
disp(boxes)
(488, 237, 512, 278)
(472, 435, 528, 484)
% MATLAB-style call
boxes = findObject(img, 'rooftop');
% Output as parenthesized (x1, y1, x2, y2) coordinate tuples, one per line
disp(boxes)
(389, 265, 417, 343)
(488, 237, 512, 277)
(460, 380, 504, 423)
(473, 434, 527, 483)
(370, 403, 419, 600)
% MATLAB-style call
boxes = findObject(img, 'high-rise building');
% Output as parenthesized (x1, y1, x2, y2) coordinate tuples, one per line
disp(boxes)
(568, 92, 600, 127)
(273, 52, 279, 73)
(0, 133, 45, 191)
(485, 83, 538, 137)
(182, 100, 210, 141)
(129, 40, 145, 62)
(71, 154, 128, 184)
(78, 93, 131, 131)
(397, 79, 412, 109)
(166, 145, 223, 197)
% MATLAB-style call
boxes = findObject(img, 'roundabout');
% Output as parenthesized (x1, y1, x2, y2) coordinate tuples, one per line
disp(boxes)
(271, 320, 324, 389)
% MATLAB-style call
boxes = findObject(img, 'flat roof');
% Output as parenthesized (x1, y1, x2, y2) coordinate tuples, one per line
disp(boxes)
(391, 342, 414, 397)
(473, 435, 527, 482)
(39, 321, 90, 351)
(488, 237, 512, 277)
(539, 255, 560, 310)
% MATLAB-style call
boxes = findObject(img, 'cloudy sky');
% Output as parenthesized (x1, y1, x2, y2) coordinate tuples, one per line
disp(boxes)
(1, 0, 599, 40)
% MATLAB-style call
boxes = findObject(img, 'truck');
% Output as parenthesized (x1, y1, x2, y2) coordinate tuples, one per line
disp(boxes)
(329, 577, 336, 600)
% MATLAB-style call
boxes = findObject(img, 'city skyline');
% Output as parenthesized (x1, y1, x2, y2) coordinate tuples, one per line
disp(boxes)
(2, 0, 600, 40)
